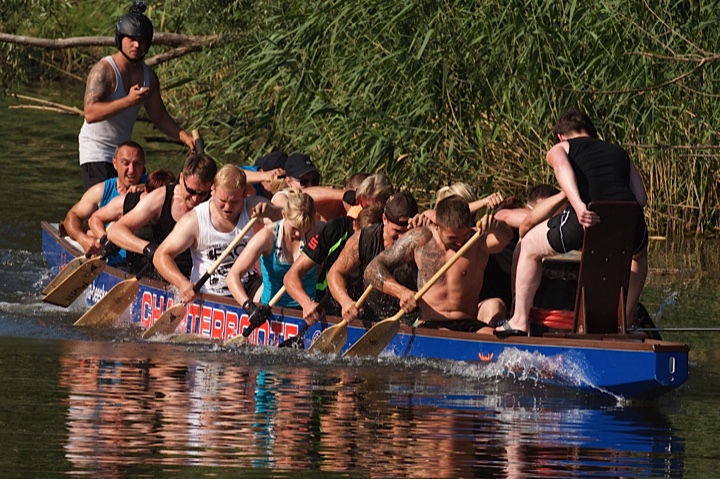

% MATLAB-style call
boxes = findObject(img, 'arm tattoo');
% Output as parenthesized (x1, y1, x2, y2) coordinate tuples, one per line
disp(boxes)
(334, 234, 360, 275)
(365, 227, 430, 293)
(85, 62, 113, 105)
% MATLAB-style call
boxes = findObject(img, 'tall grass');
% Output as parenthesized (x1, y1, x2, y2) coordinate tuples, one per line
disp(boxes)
(4, 0, 720, 235)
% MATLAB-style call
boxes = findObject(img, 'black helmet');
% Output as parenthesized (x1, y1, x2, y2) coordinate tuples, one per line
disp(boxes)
(115, 1, 154, 57)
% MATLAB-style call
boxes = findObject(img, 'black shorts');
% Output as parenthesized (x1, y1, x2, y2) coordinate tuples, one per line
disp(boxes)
(546, 205, 648, 255)
(243, 272, 263, 302)
(81, 162, 117, 191)
(418, 318, 489, 332)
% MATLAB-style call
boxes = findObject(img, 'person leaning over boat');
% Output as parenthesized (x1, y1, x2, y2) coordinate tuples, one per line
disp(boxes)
(284, 173, 394, 324)
(270, 153, 367, 221)
(88, 168, 175, 274)
(107, 151, 217, 279)
(78, 1, 194, 191)
(152, 165, 280, 305)
(227, 188, 320, 325)
(365, 195, 513, 333)
(497, 107, 648, 335)
(327, 191, 419, 322)
(62, 141, 146, 262)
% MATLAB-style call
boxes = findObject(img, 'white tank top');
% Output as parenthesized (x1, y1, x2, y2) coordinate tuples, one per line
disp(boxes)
(78, 56, 150, 165)
(190, 201, 256, 295)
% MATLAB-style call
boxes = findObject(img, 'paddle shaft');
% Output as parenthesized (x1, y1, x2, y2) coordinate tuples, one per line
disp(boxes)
(192, 217, 257, 294)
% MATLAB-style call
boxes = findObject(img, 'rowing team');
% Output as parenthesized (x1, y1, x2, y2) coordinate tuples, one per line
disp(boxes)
(60, 108, 649, 338)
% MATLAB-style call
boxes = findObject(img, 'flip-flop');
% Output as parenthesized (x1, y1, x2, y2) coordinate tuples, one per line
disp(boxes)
(494, 319, 527, 338)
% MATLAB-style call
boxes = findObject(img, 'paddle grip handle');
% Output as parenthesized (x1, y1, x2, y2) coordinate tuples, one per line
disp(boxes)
(191, 129, 204, 155)
(241, 286, 286, 338)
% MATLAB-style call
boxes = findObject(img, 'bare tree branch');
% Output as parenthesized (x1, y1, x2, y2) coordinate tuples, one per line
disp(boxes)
(0, 32, 221, 49)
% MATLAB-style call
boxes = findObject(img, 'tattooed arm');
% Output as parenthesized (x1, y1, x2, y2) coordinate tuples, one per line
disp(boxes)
(327, 231, 363, 320)
(83, 59, 149, 123)
(364, 227, 431, 312)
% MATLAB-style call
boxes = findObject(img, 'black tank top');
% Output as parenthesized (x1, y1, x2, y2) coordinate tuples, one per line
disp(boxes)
(123, 191, 151, 274)
(567, 137, 637, 204)
(358, 223, 417, 322)
(151, 183, 192, 278)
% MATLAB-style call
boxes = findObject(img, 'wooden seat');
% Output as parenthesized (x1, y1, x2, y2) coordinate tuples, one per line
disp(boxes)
(572, 201, 641, 335)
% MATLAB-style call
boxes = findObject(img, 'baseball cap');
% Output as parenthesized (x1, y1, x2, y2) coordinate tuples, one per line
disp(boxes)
(255, 151, 287, 171)
(384, 192, 418, 226)
(285, 153, 319, 179)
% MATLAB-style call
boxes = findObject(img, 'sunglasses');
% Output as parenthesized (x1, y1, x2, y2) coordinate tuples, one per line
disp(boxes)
(291, 175, 320, 187)
(182, 176, 210, 198)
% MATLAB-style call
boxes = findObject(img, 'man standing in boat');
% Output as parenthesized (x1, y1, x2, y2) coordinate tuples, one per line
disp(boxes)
(78, 1, 194, 190)
(497, 108, 648, 335)
(152, 165, 278, 304)
(364, 195, 513, 333)
(62, 141, 146, 260)
(107, 151, 217, 278)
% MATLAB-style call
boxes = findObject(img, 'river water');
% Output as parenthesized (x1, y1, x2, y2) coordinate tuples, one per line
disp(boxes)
(2, 90, 720, 478)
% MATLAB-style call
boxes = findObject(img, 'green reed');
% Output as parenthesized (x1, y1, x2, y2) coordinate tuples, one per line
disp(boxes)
(4, 0, 720, 235)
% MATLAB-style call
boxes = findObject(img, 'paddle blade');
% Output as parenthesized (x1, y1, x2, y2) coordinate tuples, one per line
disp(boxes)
(308, 322, 348, 355)
(43, 255, 88, 295)
(342, 316, 401, 358)
(43, 257, 106, 307)
(74, 278, 139, 327)
(223, 334, 250, 347)
(142, 303, 187, 339)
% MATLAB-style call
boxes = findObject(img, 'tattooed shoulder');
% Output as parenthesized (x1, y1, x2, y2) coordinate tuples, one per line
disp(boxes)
(84, 61, 114, 104)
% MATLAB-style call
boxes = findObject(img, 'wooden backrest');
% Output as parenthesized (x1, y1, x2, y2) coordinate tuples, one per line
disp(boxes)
(573, 201, 641, 334)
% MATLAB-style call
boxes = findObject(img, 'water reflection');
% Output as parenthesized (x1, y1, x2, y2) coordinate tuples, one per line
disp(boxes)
(56, 340, 684, 478)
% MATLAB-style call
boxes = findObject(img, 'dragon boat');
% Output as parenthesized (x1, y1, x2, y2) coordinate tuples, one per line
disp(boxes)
(41, 212, 689, 400)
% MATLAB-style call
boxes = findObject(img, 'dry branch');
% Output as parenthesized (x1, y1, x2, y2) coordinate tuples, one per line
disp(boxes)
(0, 32, 221, 49)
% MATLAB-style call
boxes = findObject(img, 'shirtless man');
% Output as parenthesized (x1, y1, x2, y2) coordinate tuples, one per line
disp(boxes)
(107, 152, 217, 278)
(78, 2, 193, 190)
(153, 165, 276, 304)
(63, 141, 145, 257)
(364, 195, 513, 333)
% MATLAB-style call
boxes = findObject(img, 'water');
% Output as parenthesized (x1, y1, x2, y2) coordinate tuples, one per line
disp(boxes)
(2, 89, 720, 478)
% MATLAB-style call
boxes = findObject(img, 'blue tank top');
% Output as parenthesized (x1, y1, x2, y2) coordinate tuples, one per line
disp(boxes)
(260, 221, 316, 308)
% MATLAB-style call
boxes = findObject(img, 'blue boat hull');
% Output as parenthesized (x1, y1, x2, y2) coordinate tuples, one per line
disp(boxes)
(42, 221, 689, 399)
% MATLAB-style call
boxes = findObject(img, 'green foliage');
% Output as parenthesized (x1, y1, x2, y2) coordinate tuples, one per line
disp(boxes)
(4, 0, 720, 235)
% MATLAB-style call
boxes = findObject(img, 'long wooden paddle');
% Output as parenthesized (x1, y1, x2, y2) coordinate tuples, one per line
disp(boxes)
(42, 254, 91, 295)
(308, 285, 373, 355)
(73, 262, 153, 327)
(43, 254, 107, 307)
(142, 216, 258, 339)
(224, 286, 286, 347)
(342, 228, 483, 358)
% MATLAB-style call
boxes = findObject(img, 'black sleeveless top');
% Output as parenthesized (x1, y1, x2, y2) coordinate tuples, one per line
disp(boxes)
(567, 137, 637, 204)
(151, 183, 192, 278)
(123, 191, 152, 274)
(358, 223, 417, 322)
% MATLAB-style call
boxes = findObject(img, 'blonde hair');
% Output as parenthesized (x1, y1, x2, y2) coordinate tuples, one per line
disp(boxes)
(270, 175, 287, 195)
(436, 182, 476, 203)
(283, 188, 316, 233)
(214, 164, 247, 190)
(355, 173, 394, 205)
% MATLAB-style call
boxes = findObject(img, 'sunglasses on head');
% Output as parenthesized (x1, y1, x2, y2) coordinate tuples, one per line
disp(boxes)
(182, 176, 210, 198)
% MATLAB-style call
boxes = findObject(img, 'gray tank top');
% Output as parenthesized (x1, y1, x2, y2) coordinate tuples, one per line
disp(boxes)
(78, 56, 150, 165)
